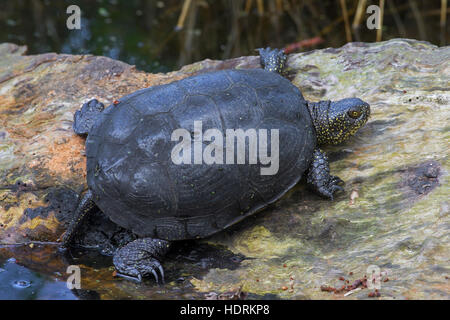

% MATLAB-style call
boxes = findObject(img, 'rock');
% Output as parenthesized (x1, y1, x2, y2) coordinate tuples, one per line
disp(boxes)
(0, 39, 449, 299)
(0, 43, 209, 243)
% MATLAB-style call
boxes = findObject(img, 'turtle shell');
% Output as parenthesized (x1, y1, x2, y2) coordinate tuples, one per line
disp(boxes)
(85, 69, 316, 240)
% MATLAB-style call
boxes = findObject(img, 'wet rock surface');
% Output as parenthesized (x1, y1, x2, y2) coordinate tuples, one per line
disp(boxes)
(0, 39, 449, 299)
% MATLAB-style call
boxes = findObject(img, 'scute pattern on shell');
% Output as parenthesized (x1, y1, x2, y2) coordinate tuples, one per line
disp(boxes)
(85, 69, 316, 240)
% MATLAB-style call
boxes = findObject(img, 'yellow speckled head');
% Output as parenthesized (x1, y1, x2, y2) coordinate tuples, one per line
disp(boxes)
(258, 47, 286, 74)
(307, 98, 370, 145)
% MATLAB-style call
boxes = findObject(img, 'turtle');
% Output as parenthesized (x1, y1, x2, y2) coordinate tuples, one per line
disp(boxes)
(62, 48, 370, 283)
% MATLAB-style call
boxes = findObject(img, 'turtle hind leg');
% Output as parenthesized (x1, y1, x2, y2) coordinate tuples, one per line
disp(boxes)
(113, 238, 171, 284)
(62, 190, 97, 247)
(73, 99, 105, 135)
(258, 47, 287, 74)
(306, 149, 344, 200)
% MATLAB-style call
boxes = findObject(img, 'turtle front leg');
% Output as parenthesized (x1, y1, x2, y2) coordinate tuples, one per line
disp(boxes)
(306, 149, 344, 200)
(113, 238, 171, 284)
(73, 99, 105, 135)
(258, 47, 287, 74)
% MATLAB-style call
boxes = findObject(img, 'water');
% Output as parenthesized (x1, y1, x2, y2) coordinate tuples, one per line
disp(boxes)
(1, 0, 447, 72)
(0, 250, 78, 300)
(0, 242, 246, 300)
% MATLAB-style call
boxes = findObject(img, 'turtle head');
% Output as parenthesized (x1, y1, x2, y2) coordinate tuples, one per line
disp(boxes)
(307, 98, 370, 145)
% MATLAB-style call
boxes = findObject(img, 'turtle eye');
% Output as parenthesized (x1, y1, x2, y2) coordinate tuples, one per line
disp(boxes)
(348, 110, 361, 119)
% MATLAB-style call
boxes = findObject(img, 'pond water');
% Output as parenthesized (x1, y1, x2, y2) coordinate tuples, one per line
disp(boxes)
(0, 242, 273, 300)
(0, 246, 78, 300)
(1, 0, 447, 72)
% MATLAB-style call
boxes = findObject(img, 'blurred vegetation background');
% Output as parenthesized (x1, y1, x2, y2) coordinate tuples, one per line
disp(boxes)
(0, 0, 448, 72)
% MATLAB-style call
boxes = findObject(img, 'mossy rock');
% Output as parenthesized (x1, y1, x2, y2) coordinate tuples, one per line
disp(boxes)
(0, 39, 448, 299)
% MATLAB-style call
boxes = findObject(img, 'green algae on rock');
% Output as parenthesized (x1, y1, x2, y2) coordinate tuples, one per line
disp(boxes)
(193, 39, 450, 300)
(0, 39, 449, 299)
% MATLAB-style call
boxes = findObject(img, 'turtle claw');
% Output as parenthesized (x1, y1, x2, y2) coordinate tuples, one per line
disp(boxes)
(112, 238, 170, 285)
(115, 266, 164, 284)
(158, 264, 165, 284)
(316, 176, 345, 200)
(115, 272, 143, 283)
(328, 182, 345, 200)
(331, 184, 344, 194)
(147, 260, 165, 285)
(151, 269, 159, 284)
(329, 175, 345, 195)
(114, 258, 165, 285)
(330, 175, 344, 186)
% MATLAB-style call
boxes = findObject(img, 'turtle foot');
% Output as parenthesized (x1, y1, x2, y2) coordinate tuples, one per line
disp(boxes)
(115, 259, 164, 284)
(307, 149, 345, 200)
(113, 238, 170, 284)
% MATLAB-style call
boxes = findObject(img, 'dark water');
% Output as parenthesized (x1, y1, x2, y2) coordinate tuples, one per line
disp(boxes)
(1, 0, 447, 72)
(0, 261, 78, 300)
(0, 247, 77, 300)
(0, 241, 247, 300)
